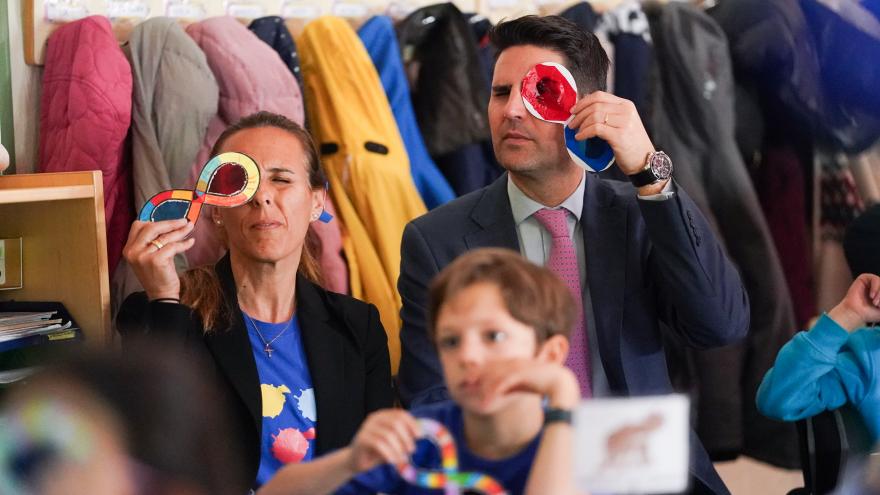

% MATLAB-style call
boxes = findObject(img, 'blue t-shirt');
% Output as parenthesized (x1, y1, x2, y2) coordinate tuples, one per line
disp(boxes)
(244, 313, 318, 487)
(335, 402, 540, 495)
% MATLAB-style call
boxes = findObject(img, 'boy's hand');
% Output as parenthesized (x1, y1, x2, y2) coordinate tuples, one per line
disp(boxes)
(346, 410, 421, 475)
(479, 358, 581, 410)
(829, 273, 880, 332)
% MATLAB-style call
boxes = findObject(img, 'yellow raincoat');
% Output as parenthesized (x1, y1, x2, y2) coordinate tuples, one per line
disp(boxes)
(298, 17, 427, 372)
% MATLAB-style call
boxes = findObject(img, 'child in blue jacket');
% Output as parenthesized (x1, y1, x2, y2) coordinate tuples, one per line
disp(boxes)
(757, 205, 880, 441)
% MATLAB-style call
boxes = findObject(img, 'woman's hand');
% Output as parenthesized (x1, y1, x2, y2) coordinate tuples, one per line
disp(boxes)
(828, 273, 880, 331)
(122, 219, 195, 300)
(479, 358, 581, 410)
(346, 409, 421, 475)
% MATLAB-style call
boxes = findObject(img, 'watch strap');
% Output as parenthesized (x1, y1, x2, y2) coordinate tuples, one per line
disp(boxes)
(544, 407, 573, 426)
(628, 167, 657, 188)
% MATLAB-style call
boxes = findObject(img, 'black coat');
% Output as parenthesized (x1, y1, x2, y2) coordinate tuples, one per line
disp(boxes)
(117, 255, 394, 485)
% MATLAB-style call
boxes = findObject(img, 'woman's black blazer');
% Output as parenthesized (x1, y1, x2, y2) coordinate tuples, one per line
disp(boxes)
(117, 254, 394, 484)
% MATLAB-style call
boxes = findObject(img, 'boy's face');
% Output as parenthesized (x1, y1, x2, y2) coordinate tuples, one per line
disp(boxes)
(434, 282, 540, 415)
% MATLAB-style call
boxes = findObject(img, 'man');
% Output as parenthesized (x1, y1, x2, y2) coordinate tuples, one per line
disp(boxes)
(397, 15, 749, 494)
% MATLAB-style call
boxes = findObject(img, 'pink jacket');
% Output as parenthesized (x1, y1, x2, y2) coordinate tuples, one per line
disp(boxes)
(38, 16, 133, 277)
(185, 17, 348, 293)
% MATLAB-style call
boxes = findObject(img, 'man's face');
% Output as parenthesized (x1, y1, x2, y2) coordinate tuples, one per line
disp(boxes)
(489, 45, 572, 175)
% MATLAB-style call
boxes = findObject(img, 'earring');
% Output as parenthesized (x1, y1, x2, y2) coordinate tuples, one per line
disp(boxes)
(310, 213, 319, 221)
(215, 219, 222, 226)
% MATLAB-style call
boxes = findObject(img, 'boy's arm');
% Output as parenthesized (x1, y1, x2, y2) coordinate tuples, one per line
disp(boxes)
(481, 357, 584, 495)
(257, 410, 420, 495)
(523, 369, 582, 495)
(757, 274, 880, 421)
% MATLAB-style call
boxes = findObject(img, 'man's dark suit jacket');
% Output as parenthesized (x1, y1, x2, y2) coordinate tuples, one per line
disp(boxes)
(117, 254, 394, 486)
(397, 173, 750, 494)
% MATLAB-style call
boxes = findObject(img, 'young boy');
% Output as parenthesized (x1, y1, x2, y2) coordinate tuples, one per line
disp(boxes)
(259, 248, 582, 495)
(757, 205, 880, 441)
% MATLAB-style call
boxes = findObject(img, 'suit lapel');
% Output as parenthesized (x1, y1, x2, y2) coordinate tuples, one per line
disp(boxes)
(205, 255, 262, 433)
(582, 175, 628, 393)
(464, 174, 520, 251)
(295, 276, 347, 455)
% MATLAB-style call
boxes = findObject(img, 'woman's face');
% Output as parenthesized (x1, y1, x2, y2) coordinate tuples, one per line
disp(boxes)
(213, 126, 324, 265)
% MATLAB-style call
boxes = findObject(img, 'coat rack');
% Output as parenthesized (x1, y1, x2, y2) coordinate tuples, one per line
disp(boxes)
(23, 0, 544, 66)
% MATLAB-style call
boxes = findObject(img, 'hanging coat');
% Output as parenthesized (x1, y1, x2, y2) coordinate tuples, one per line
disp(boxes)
(646, 3, 799, 467)
(112, 17, 220, 314)
(594, 1, 653, 124)
(248, 16, 309, 129)
(248, 15, 349, 294)
(358, 15, 455, 209)
(38, 16, 133, 279)
(298, 16, 429, 372)
(185, 16, 305, 268)
(710, 0, 880, 153)
(397, 3, 502, 195)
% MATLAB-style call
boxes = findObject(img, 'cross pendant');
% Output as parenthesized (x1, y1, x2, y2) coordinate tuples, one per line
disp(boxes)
(264, 344, 273, 358)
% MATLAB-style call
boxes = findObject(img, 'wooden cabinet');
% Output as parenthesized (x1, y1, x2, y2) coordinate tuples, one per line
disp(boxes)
(0, 171, 110, 345)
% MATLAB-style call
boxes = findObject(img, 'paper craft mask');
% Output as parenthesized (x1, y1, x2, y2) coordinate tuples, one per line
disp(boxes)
(138, 152, 261, 224)
(396, 418, 508, 495)
(521, 62, 614, 172)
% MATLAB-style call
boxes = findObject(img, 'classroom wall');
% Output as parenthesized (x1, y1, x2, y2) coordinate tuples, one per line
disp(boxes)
(7, 0, 41, 174)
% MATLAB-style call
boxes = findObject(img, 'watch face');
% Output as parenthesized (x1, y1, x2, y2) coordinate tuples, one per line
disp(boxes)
(649, 152, 673, 179)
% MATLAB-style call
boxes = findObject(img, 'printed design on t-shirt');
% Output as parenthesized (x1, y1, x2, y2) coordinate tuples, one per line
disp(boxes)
(296, 387, 317, 422)
(271, 426, 316, 464)
(261, 383, 291, 418)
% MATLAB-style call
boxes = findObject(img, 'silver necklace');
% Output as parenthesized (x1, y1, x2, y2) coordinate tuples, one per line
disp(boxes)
(242, 312, 292, 358)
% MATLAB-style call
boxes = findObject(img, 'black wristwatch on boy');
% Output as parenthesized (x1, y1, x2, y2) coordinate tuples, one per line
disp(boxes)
(544, 407, 573, 426)
(628, 151, 673, 187)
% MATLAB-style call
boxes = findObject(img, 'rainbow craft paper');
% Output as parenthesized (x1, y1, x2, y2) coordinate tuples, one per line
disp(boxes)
(521, 62, 614, 173)
(396, 418, 508, 495)
(138, 152, 261, 224)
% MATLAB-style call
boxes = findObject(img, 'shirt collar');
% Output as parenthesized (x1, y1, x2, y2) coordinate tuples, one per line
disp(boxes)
(507, 171, 586, 225)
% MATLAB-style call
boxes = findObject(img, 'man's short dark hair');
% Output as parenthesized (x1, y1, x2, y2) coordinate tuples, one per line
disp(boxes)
(489, 15, 609, 94)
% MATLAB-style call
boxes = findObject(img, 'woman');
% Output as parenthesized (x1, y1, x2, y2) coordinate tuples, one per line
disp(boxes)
(117, 111, 394, 488)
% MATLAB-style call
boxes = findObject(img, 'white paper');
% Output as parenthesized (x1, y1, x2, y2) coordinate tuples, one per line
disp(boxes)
(332, 2, 368, 18)
(487, 0, 519, 9)
(282, 4, 321, 19)
(45, 0, 89, 22)
(107, 0, 150, 19)
(573, 395, 690, 494)
(166, 1, 206, 19)
(226, 2, 265, 18)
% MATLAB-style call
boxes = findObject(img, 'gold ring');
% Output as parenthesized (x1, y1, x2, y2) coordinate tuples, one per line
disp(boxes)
(150, 239, 165, 250)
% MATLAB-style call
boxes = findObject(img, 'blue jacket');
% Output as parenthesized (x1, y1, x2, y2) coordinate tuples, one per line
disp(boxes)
(358, 16, 455, 209)
(757, 314, 880, 441)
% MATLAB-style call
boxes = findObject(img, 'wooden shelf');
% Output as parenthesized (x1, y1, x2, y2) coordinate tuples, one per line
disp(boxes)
(0, 171, 111, 346)
(0, 185, 95, 204)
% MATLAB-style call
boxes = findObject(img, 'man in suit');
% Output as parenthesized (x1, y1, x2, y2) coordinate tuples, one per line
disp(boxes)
(396, 15, 749, 494)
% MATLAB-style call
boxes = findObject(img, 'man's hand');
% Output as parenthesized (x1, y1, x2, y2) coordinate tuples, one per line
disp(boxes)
(568, 92, 663, 193)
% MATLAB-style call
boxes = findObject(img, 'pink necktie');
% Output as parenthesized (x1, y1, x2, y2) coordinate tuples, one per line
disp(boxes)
(532, 208, 592, 398)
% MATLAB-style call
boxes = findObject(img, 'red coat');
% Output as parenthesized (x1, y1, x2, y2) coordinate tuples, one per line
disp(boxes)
(38, 16, 133, 277)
